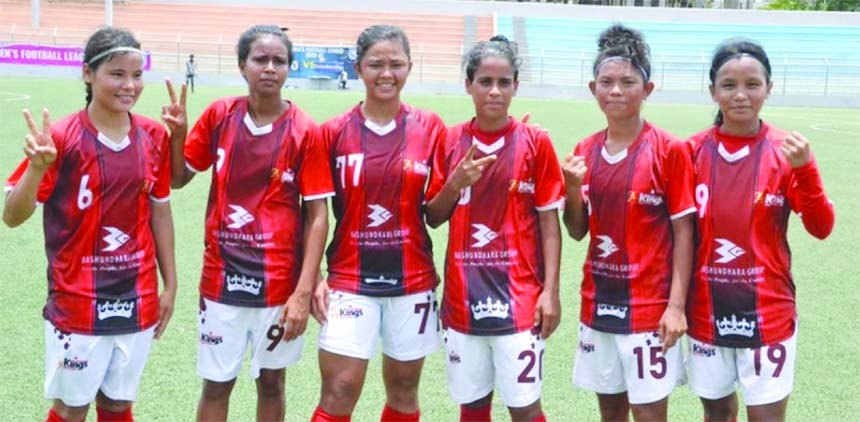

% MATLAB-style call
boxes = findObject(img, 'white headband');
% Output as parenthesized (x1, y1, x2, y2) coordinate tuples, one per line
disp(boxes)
(594, 56, 649, 82)
(87, 47, 145, 65)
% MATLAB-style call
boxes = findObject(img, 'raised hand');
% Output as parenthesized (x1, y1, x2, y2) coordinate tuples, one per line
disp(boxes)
(161, 78, 188, 135)
(448, 143, 497, 192)
(561, 152, 587, 188)
(781, 131, 811, 169)
(22, 108, 57, 171)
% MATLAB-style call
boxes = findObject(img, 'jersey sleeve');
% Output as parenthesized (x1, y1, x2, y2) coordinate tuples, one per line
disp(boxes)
(425, 125, 456, 202)
(786, 158, 835, 239)
(663, 137, 696, 220)
(297, 120, 335, 201)
(150, 127, 172, 202)
(533, 129, 565, 211)
(184, 102, 220, 173)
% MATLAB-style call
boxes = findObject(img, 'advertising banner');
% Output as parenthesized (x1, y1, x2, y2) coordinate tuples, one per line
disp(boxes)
(291, 45, 356, 79)
(0, 43, 152, 70)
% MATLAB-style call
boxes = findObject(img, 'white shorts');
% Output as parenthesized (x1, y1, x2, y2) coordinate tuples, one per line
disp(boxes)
(197, 298, 303, 382)
(44, 321, 155, 407)
(318, 289, 442, 361)
(444, 328, 544, 408)
(572, 323, 685, 405)
(687, 333, 797, 406)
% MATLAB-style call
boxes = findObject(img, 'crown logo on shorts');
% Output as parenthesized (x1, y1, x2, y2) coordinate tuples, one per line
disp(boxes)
(225, 274, 263, 295)
(715, 314, 756, 338)
(470, 296, 510, 320)
(596, 303, 628, 319)
(97, 299, 134, 320)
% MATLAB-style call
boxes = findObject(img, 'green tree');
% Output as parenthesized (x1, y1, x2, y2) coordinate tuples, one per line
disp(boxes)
(762, 0, 860, 10)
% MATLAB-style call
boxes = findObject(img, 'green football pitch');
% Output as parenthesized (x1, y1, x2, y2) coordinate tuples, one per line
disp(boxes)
(0, 76, 857, 421)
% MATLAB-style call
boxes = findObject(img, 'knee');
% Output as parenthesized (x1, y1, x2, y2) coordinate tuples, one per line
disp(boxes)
(702, 395, 738, 422)
(320, 375, 363, 410)
(53, 400, 90, 421)
(257, 370, 285, 399)
(95, 392, 131, 413)
(201, 379, 236, 402)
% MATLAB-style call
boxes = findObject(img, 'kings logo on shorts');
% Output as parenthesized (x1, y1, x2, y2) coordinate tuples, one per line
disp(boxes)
(61, 356, 88, 371)
(333, 305, 364, 319)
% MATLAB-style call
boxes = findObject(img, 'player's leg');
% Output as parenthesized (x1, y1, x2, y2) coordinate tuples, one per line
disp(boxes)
(622, 331, 685, 422)
(738, 333, 797, 422)
(44, 322, 112, 422)
(196, 299, 251, 421)
(248, 304, 303, 422)
(687, 338, 741, 422)
(444, 329, 494, 422)
(572, 324, 630, 421)
(96, 326, 156, 421)
(314, 291, 381, 419)
(493, 329, 546, 422)
(379, 290, 442, 420)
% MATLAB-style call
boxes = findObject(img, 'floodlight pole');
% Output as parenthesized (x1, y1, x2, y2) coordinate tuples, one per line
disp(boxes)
(31, 0, 40, 28)
(106, 0, 114, 26)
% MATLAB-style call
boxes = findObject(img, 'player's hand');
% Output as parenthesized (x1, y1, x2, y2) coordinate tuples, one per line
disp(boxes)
(657, 304, 686, 354)
(22, 108, 57, 171)
(161, 78, 188, 136)
(311, 278, 330, 324)
(521, 112, 549, 133)
(154, 286, 177, 340)
(562, 153, 587, 189)
(447, 143, 497, 192)
(534, 290, 561, 340)
(781, 131, 811, 168)
(280, 289, 311, 341)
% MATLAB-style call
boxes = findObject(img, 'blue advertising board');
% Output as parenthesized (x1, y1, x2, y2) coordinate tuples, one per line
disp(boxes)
(291, 46, 357, 79)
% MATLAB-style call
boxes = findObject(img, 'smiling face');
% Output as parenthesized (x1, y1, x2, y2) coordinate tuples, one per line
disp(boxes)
(240, 34, 289, 97)
(83, 52, 144, 115)
(589, 59, 653, 122)
(710, 55, 772, 133)
(355, 38, 412, 104)
(466, 56, 518, 126)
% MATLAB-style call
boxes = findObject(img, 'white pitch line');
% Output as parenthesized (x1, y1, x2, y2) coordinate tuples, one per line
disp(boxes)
(1, 92, 31, 102)
(809, 122, 859, 135)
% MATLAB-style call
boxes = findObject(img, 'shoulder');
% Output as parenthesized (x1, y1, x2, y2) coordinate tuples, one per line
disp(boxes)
(287, 102, 319, 129)
(685, 126, 718, 150)
(131, 113, 169, 140)
(320, 105, 358, 132)
(405, 104, 445, 128)
(761, 121, 788, 145)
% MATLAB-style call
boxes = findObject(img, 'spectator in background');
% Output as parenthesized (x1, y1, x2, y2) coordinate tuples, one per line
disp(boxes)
(186, 54, 198, 93)
(338, 68, 348, 89)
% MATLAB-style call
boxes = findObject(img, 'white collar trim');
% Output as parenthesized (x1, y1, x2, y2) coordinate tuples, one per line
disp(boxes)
(717, 142, 750, 163)
(364, 119, 397, 136)
(97, 132, 131, 151)
(244, 113, 273, 136)
(472, 135, 505, 155)
(601, 145, 628, 164)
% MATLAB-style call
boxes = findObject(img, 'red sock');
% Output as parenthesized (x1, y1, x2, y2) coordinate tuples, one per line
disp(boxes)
(46, 408, 68, 422)
(311, 406, 352, 422)
(380, 404, 420, 422)
(531, 412, 546, 422)
(460, 403, 492, 422)
(96, 406, 133, 422)
(704, 417, 736, 422)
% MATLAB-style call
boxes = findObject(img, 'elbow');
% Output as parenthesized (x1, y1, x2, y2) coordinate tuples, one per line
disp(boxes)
(809, 222, 834, 240)
(3, 211, 23, 228)
(426, 217, 443, 229)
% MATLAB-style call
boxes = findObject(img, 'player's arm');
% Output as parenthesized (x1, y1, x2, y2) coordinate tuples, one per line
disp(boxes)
(160, 79, 194, 189)
(150, 200, 178, 339)
(659, 213, 693, 353)
(782, 131, 835, 239)
(4, 109, 57, 228)
(535, 209, 562, 340)
(426, 143, 496, 228)
(282, 198, 328, 340)
(561, 152, 588, 240)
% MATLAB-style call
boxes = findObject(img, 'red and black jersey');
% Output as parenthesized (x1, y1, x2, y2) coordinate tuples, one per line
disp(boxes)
(321, 103, 444, 297)
(5, 110, 170, 335)
(185, 97, 334, 307)
(576, 122, 695, 334)
(687, 122, 834, 347)
(427, 118, 565, 335)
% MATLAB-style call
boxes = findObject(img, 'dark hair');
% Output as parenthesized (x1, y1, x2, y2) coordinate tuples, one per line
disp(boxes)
(463, 34, 521, 82)
(356, 25, 411, 64)
(82, 27, 141, 105)
(237, 25, 293, 67)
(709, 37, 772, 125)
(592, 23, 650, 83)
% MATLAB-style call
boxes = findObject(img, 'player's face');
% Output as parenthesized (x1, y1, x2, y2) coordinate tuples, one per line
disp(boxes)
(84, 52, 144, 115)
(589, 60, 653, 122)
(240, 34, 289, 97)
(466, 56, 518, 123)
(710, 56, 772, 130)
(356, 39, 412, 103)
